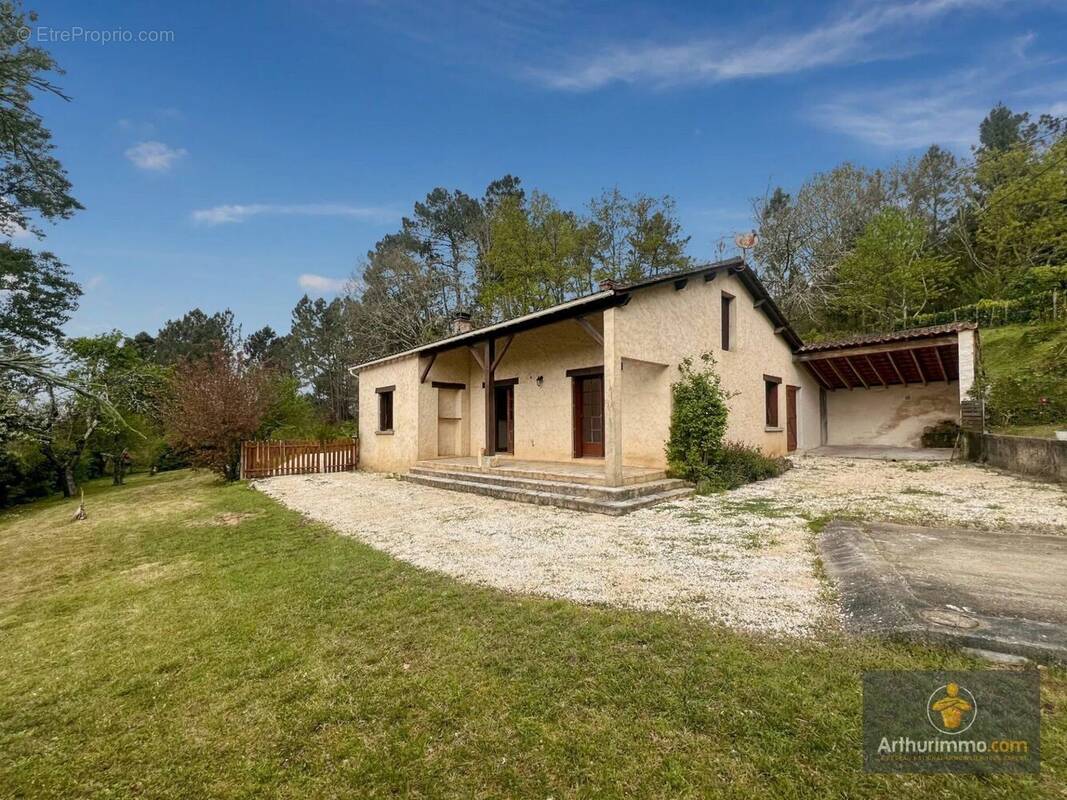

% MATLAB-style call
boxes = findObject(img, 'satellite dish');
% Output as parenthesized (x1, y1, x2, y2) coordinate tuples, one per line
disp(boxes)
(735, 231, 758, 251)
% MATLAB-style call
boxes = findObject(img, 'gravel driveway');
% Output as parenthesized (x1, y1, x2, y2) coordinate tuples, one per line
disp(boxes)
(256, 457, 1067, 638)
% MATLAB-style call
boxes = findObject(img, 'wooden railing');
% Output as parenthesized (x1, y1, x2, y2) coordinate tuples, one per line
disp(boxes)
(240, 439, 359, 479)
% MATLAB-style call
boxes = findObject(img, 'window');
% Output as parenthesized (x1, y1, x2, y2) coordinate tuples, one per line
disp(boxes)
(376, 386, 395, 432)
(764, 375, 781, 428)
(721, 292, 734, 351)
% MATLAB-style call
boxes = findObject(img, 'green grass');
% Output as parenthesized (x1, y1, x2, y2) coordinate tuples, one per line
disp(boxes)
(993, 424, 1063, 439)
(1, 471, 1064, 798)
(981, 323, 1067, 433)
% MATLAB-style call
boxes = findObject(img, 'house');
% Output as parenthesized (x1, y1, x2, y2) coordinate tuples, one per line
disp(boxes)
(349, 257, 980, 513)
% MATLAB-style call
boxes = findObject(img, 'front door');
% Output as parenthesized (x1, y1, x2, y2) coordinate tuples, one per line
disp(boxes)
(572, 374, 605, 457)
(493, 384, 514, 454)
(786, 385, 798, 452)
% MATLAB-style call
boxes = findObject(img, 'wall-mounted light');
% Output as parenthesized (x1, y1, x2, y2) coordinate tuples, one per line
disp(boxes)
(536, 375, 544, 387)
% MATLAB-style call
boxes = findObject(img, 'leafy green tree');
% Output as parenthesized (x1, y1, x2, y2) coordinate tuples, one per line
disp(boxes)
(355, 236, 449, 355)
(627, 195, 691, 277)
(68, 333, 165, 484)
(971, 137, 1067, 298)
(151, 308, 240, 365)
(588, 189, 690, 283)
(978, 103, 1027, 154)
(289, 296, 360, 422)
(0, 1, 81, 237)
(902, 145, 960, 238)
(0, 243, 80, 349)
(833, 208, 952, 330)
(753, 165, 893, 331)
(480, 191, 596, 318)
(402, 186, 481, 314)
(245, 325, 293, 372)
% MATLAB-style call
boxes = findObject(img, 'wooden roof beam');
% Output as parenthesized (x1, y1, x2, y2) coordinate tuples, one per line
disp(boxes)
(490, 335, 514, 372)
(419, 352, 437, 384)
(806, 362, 833, 391)
(826, 358, 854, 390)
(843, 356, 869, 389)
(886, 351, 907, 386)
(932, 346, 948, 382)
(910, 349, 928, 386)
(573, 315, 604, 346)
(865, 355, 887, 387)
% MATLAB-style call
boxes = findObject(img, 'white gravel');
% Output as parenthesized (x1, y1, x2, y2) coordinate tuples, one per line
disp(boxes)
(255, 457, 1067, 638)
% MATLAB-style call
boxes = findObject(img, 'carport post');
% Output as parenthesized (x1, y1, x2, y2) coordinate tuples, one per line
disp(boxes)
(603, 308, 623, 487)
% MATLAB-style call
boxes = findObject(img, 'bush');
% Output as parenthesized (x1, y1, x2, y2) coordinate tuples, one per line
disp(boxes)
(0, 442, 54, 507)
(696, 441, 790, 494)
(665, 354, 732, 484)
(920, 419, 960, 448)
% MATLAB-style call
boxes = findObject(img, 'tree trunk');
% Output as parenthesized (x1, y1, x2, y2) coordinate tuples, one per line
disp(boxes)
(63, 465, 77, 498)
(57, 465, 72, 498)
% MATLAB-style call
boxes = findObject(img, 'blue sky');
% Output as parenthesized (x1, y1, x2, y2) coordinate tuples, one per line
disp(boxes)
(20, 0, 1067, 338)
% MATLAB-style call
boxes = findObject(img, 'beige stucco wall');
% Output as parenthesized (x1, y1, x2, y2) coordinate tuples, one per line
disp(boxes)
(356, 273, 825, 473)
(825, 381, 959, 447)
(356, 355, 421, 472)
(463, 318, 604, 461)
(614, 274, 822, 462)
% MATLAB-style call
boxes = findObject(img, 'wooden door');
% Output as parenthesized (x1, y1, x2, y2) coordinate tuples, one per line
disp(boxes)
(493, 384, 514, 454)
(786, 385, 798, 452)
(572, 375, 605, 457)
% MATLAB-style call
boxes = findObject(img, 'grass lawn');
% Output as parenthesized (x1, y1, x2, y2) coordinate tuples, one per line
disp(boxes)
(1, 470, 1063, 798)
(981, 323, 1067, 436)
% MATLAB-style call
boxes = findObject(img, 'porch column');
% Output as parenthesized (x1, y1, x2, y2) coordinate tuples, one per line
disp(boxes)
(483, 338, 495, 457)
(603, 307, 623, 486)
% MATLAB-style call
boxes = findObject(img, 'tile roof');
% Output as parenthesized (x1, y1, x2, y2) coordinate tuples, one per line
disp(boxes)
(796, 322, 977, 354)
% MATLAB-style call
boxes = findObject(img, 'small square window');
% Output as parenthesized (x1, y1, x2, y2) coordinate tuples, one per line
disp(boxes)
(377, 389, 394, 432)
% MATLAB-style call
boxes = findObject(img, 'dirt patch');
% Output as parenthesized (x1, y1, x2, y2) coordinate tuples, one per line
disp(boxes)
(189, 512, 262, 528)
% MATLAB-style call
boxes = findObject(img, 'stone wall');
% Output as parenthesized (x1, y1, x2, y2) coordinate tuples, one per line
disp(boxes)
(963, 431, 1067, 483)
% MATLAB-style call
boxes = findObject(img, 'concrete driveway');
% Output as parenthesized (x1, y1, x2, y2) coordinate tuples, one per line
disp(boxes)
(820, 520, 1067, 662)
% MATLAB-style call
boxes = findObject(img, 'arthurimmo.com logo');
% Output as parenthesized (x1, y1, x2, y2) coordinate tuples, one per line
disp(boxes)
(863, 670, 1039, 774)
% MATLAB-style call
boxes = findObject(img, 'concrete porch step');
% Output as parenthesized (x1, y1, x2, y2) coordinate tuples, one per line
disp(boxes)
(402, 471, 694, 515)
(413, 459, 667, 486)
(408, 465, 688, 501)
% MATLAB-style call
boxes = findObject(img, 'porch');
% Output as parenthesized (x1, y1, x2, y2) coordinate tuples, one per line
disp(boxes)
(404, 455, 691, 515)
(414, 456, 667, 487)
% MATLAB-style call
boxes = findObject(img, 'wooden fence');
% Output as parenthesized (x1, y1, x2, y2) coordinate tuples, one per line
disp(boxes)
(240, 439, 359, 479)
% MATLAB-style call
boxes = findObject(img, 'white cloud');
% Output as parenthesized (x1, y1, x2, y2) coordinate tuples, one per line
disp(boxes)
(125, 140, 188, 171)
(190, 203, 397, 226)
(298, 273, 348, 294)
(810, 38, 1066, 151)
(526, 0, 1003, 90)
(813, 82, 987, 149)
(85, 275, 105, 291)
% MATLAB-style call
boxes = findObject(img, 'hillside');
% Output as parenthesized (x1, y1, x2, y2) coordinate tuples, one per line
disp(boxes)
(980, 322, 1067, 437)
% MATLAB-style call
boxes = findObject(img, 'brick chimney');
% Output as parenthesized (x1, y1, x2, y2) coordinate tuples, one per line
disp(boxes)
(450, 311, 473, 335)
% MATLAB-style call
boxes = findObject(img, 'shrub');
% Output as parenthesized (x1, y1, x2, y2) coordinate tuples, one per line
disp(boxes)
(697, 441, 790, 494)
(920, 419, 960, 448)
(666, 354, 732, 484)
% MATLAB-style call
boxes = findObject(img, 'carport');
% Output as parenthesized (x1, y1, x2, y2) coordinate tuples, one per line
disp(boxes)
(795, 323, 981, 450)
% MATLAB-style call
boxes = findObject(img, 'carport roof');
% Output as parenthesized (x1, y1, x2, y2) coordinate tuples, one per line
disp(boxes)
(795, 322, 975, 391)
(796, 322, 976, 354)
